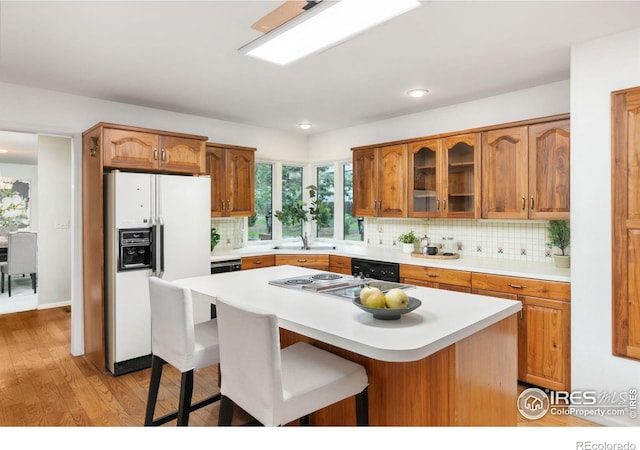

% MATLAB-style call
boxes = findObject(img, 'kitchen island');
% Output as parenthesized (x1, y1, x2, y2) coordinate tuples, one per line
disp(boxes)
(175, 265, 522, 426)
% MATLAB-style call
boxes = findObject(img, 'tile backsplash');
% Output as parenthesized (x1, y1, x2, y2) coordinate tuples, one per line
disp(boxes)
(211, 217, 244, 251)
(363, 218, 556, 263)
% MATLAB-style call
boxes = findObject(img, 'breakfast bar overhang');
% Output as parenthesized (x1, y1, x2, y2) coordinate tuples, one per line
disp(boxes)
(175, 265, 522, 426)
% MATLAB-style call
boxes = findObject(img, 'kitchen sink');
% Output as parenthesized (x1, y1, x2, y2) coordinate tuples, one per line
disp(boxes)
(272, 244, 336, 250)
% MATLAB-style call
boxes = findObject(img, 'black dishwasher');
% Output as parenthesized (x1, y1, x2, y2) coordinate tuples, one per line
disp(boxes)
(351, 258, 400, 282)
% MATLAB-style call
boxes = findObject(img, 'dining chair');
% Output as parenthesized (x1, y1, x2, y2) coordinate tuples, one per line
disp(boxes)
(1, 231, 37, 297)
(145, 277, 221, 426)
(215, 297, 369, 427)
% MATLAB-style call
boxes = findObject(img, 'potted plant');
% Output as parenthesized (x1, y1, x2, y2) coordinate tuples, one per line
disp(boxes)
(274, 185, 330, 249)
(211, 227, 221, 254)
(398, 230, 418, 253)
(547, 220, 570, 268)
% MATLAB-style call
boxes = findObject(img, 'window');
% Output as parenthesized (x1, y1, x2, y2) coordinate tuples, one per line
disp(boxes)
(343, 163, 363, 241)
(281, 165, 303, 239)
(248, 163, 273, 241)
(315, 165, 334, 238)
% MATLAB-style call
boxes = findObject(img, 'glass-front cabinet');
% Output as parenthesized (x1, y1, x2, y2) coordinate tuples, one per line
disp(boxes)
(408, 133, 481, 218)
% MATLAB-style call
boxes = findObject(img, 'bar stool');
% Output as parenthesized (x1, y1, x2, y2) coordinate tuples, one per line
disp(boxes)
(215, 298, 369, 427)
(145, 277, 220, 426)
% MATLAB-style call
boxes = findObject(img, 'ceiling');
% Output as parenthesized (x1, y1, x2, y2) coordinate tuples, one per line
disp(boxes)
(2, 0, 640, 143)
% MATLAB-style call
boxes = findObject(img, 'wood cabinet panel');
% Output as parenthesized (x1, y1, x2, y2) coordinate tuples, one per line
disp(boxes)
(400, 264, 471, 288)
(205, 144, 256, 217)
(275, 254, 329, 270)
(329, 255, 351, 275)
(518, 296, 571, 390)
(404, 277, 471, 293)
(241, 255, 275, 270)
(471, 273, 570, 301)
(482, 126, 529, 219)
(612, 86, 640, 360)
(160, 135, 205, 174)
(352, 148, 377, 217)
(103, 128, 159, 170)
(471, 273, 570, 391)
(352, 144, 406, 217)
(528, 120, 571, 219)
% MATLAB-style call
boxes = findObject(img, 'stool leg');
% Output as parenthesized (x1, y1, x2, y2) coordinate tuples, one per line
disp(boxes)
(7, 275, 11, 297)
(355, 387, 369, 426)
(1, 272, 4, 293)
(32, 273, 37, 293)
(144, 356, 165, 426)
(177, 370, 194, 426)
(218, 395, 234, 426)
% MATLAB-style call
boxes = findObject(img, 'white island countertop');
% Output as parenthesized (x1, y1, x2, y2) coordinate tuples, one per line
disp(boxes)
(175, 265, 522, 363)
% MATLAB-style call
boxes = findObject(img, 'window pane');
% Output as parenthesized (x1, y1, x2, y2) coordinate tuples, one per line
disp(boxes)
(281, 165, 303, 239)
(343, 163, 363, 241)
(248, 163, 272, 241)
(316, 166, 334, 238)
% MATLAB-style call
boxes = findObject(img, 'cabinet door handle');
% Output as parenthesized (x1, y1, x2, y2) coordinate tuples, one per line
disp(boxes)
(221, 200, 225, 211)
(508, 284, 526, 289)
(530, 196, 534, 210)
(228, 200, 232, 211)
(297, 259, 308, 263)
(427, 273, 439, 278)
(442, 199, 447, 210)
(153, 148, 158, 160)
(161, 149, 166, 162)
(436, 199, 440, 210)
(521, 196, 526, 210)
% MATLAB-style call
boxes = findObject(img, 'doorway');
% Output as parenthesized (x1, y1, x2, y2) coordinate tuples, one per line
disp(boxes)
(0, 130, 72, 314)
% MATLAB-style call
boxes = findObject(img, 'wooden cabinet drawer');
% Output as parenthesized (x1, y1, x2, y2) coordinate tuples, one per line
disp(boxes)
(400, 264, 472, 288)
(241, 255, 275, 270)
(471, 273, 570, 301)
(275, 254, 329, 269)
(329, 255, 351, 270)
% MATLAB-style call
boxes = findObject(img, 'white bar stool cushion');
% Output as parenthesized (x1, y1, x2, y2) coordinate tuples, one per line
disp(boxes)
(216, 297, 368, 427)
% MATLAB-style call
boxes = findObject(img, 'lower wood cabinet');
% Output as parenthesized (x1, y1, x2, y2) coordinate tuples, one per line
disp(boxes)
(400, 264, 472, 293)
(472, 273, 571, 391)
(329, 255, 352, 275)
(275, 254, 329, 271)
(241, 255, 275, 270)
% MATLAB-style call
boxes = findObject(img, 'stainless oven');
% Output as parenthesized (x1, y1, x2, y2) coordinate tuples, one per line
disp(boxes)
(118, 228, 152, 271)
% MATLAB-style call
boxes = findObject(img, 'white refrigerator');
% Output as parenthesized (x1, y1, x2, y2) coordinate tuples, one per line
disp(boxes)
(104, 171, 211, 376)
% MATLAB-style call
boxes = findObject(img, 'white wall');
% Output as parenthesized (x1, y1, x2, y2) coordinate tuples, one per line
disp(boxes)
(308, 80, 570, 162)
(0, 162, 38, 230)
(37, 135, 72, 307)
(570, 28, 640, 426)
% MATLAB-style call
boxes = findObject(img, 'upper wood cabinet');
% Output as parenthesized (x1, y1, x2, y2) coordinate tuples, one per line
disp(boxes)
(205, 143, 256, 217)
(352, 143, 407, 217)
(96, 124, 206, 174)
(482, 119, 570, 219)
(612, 86, 640, 361)
(408, 133, 481, 218)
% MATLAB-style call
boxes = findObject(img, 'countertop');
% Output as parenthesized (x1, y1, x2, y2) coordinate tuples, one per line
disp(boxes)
(175, 265, 522, 362)
(210, 243, 571, 283)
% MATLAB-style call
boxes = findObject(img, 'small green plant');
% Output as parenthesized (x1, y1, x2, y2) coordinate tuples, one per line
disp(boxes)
(211, 227, 221, 251)
(398, 230, 418, 244)
(547, 220, 570, 256)
(274, 185, 330, 248)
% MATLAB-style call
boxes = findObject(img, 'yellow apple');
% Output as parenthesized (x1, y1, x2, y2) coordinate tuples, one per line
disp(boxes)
(359, 285, 378, 303)
(363, 288, 385, 308)
(385, 288, 409, 309)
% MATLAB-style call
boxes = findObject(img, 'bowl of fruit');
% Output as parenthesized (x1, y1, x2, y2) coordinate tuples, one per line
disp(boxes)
(352, 286, 422, 320)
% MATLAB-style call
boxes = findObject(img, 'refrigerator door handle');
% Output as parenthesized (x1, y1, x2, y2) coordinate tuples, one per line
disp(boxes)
(150, 222, 158, 276)
(158, 218, 165, 278)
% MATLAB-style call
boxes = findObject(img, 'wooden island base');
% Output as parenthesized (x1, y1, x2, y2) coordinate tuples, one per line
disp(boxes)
(280, 315, 518, 426)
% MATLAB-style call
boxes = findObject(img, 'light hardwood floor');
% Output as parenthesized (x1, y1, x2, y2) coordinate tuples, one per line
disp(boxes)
(0, 306, 599, 427)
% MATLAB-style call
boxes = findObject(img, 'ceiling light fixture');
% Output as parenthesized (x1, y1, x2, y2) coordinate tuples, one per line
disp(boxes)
(298, 122, 313, 130)
(407, 88, 429, 98)
(0, 149, 8, 154)
(240, 0, 421, 66)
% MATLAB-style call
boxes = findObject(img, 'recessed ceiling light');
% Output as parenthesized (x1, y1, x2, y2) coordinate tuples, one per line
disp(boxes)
(407, 89, 429, 98)
(0, 149, 8, 154)
(298, 122, 312, 130)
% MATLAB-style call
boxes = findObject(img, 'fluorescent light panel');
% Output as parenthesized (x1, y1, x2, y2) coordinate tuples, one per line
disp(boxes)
(241, 0, 421, 65)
